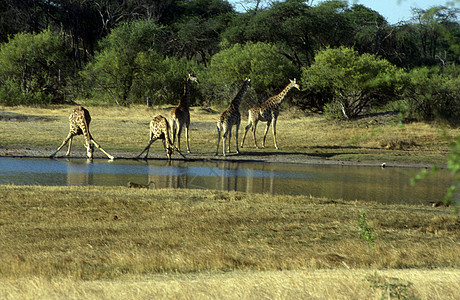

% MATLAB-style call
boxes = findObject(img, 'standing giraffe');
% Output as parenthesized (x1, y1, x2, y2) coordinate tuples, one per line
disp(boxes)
(170, 72, 199, 153)
(136, 115, 174, 161)
(50, 106, 114, 160)
(216, 78, 251, 156)
(240, 79, 300, 150)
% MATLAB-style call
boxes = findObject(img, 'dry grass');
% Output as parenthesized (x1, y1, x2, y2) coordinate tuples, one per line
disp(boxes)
(0, 185, 458, 298)
(1, 269, 459, 299)
(1, 104, 458, 163)
(1, 105, 459, 298)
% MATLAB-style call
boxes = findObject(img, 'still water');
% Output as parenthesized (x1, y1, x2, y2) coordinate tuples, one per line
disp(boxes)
(0, 157, 456, 204)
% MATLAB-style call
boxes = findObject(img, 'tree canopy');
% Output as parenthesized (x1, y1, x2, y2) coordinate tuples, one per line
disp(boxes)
(0, 0, 459, 123)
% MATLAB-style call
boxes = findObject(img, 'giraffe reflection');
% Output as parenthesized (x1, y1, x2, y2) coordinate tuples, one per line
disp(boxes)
(140, 161, 275, 193)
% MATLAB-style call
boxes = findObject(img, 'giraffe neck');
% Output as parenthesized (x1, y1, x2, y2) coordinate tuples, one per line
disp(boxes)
(78, 108, 92, 146)
(230, 80, 250, 109)
(179, 78, 191, 107)
(164, 124, 173, 148)
(269, 82, 295, 106)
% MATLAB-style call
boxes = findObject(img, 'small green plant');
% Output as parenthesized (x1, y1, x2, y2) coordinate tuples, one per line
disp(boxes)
(358, 210, 375, 247)
(365, 272, 420, 299)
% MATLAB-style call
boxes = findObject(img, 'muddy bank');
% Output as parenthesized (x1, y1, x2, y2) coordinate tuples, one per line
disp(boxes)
(0, 144, 434, 169)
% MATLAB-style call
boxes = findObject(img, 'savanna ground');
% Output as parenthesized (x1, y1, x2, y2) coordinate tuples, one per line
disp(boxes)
(1, 105, 459, 299)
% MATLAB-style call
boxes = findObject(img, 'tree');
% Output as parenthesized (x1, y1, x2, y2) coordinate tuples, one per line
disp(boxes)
(0, 29, 73, 105)
(222, 0, 314, 67)
(403, 65, 460, 125)
(301, 47, 404, 118)
(411, 6, 460, 65)
(80, 20, 165, 105)
(205, 41, 299, 106)
(167, 0, 234, 65)
(81, 20, 202, 106)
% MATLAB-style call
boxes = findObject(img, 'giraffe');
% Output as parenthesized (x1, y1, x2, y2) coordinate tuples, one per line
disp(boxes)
(136, 115, 174, 161)
(240, 79, 300, 150)
(216, 78, 251, 156)
(170, 72, 199, 153)
(50, 106, 114, 160)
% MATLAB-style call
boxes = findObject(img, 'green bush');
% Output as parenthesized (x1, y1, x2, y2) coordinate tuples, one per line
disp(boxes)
(403, 65, 460, 125)
(204, 42, 299, 107)
(301, 47, 404, 118)
(80, 21, 164, 106)
(0, 29, 73, 105)
(80, 20, 203, 106)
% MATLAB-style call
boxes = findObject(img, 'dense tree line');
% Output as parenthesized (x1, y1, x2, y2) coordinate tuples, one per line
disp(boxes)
(0, 0, 459, 123)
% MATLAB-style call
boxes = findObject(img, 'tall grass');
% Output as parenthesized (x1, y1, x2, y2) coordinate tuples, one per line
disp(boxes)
(1, 269, 459, 299)
(0, 185, 458, 298)
(1, 185, 458, 280)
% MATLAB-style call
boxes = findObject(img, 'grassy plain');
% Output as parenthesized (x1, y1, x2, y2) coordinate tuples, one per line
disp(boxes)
(0, 104, 458, 163)
(1, 105, 459, 298)
(0, 185, 459, 299)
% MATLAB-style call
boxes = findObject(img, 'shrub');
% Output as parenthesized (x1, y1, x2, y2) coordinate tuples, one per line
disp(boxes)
(301, 47, 404, 118)
(403, 65, 460, 125)
(0, 29, 73, 105)
(204, 42, 299, 107)
(80, 20, 164, 106)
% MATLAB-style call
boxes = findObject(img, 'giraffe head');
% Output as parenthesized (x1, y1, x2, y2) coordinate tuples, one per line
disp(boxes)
(290, 78, 300, 91)
(188, 72, 199, 84)
(84, 142, 94, 159)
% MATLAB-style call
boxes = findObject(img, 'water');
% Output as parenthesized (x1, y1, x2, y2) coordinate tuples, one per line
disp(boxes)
(0, 157, 457, 204)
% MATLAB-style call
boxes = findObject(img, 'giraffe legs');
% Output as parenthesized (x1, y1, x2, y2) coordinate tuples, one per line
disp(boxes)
(252, 120, 259, 149)
(66, 136, 73, 156)
(172, 119, 191, 154)
(216, 122, 240, 156)
(50, 133, 74, 157)
(241, 119, 263, 149)
(185, 123, 191, 153)
(235, 123, 240, 154)
(177, 124, 183, 153)
(262, 120, 271, 149)
(171, 119, 177, 147)
(90, 138, 115, 160)
(136, 137, 159, 159)
(227, 127, 231, 153)
(272, 118, 279, 150)
(240, 119, 252, 148)
(216, 122, 231, 156)
(215, 122, 222, 156)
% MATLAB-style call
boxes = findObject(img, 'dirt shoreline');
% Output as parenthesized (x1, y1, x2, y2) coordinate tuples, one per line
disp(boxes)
(0, 144, 435, 169)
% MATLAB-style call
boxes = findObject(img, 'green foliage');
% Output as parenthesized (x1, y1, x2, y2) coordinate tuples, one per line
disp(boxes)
(357, 210, 375, 247)
(205, 42, 299, 106)
(366, 272, 420, 300)
(1, 0, 459, 109)
(301, 47, 404, 118)
(402, 65, 460, 125)
(80, 20, 164, 105)
(172, 0, 234, 65)
(137, 56, 202, 106)
(80, 20, 202, 106)
(0, 29, 73, 105)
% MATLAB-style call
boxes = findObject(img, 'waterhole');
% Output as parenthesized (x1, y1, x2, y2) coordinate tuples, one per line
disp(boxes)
(0, 157, 456, 204)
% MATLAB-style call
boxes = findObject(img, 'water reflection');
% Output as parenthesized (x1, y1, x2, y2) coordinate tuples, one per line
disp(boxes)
(144, 161, 278, 193)
(0, 157, 457, 204)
